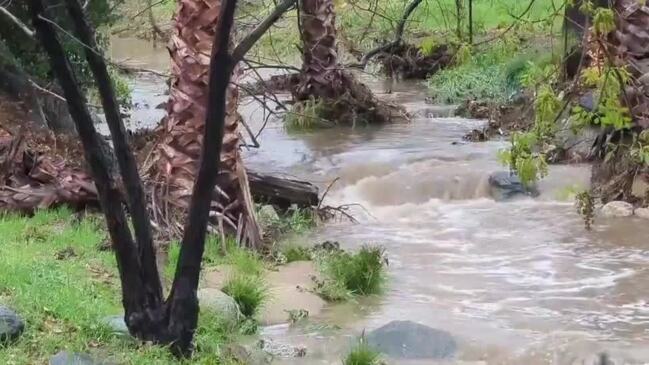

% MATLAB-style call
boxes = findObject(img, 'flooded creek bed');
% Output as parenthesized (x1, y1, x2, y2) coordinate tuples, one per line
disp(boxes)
(110, 37, 649, 364)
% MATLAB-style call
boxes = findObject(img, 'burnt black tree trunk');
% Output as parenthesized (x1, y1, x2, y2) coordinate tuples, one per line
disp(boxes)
(29, 0, 239, 356)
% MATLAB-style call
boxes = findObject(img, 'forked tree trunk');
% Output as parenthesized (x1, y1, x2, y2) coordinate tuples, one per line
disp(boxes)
(149, 0, 261, 247)
(29, 0, 240, 356)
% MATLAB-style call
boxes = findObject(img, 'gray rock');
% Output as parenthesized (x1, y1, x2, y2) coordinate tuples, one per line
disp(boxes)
(552, 118, 599, 162)
(366, 320, 457, 360)
(0, 305, 24, 344)
(488, 171, 539, 201)
(49, 351, 108, 365)
(601, 201, 634, 218)
(578, 91, 597, 112)
(257, 205, 280, 230)
(197, 288, 242, 325)
(101, 315, 129, 337)
(635, 208, 649, 219)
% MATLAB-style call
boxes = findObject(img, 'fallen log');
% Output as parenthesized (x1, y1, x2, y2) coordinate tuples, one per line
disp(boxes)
(247, 170, 319, 210)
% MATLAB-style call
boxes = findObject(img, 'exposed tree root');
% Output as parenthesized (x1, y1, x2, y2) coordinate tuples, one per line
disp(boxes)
(373, 43, 453, 79)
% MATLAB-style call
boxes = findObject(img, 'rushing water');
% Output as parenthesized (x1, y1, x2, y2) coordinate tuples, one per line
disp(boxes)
(111, 38, 649, 364)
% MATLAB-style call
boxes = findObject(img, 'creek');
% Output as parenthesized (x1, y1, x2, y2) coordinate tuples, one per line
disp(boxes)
(111, 37, 649, 364)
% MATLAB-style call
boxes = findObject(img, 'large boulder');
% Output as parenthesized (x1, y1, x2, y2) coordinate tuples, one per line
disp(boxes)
(197, 288, 243, 326)
(366, 320, 457, 360)
(488, 171, 539, 201)
(601, 201, 634, 218)
(49, 351, 108, 365)
(0, 305, 24, 344)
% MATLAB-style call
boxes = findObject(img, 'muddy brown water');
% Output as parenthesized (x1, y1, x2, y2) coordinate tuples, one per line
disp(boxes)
(111, 38, 649, 364)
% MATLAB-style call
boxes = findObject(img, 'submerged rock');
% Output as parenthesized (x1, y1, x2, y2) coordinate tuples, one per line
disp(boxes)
(488, 171, 539, 201)
(601, 201, 634, 218)
(49, 351, 108, 365)
(197, 288, 242, 325)
(366, 320, 457, 360)
(0, 305, 24, 344)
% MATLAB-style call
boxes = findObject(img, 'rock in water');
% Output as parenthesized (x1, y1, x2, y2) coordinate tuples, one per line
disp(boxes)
(488, 171, 539, 201)
(601, 201, 634, 218)
(49, 351, 107, 365)
(197, 288, 243, 325)
(0, 305, 24, 344)
(366, 320, 457, 359)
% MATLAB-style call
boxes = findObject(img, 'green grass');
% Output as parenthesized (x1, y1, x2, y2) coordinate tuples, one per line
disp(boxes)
(343, 340, 383, 365)
(0, 209, 240, 364)
(315, 245, 387, 301)
(221, 275, 267, 318)
(427, 38, 558, 104)
(280, 243, 312, 263)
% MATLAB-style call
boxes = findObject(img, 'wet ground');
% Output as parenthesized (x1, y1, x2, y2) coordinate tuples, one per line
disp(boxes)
(111, 37, 649, 364)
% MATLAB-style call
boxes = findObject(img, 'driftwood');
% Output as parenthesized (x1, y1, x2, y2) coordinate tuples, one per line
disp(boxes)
(248, 171, 319, 210)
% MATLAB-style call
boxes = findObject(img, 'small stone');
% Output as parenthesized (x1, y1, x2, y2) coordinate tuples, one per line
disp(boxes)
(49, 351, 107, 365)
(601, 201, 634, 218)
(101, 315, 129, 337)
(635, 208, 649, 219)
(0, 305, 25, 345)
(197, 288, 242, 326)
(366, 320, 457, 360)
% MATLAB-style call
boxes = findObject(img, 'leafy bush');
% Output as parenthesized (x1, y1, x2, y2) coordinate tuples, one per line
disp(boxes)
(222, 275, 268, 318)
(344, 340, 383, 365)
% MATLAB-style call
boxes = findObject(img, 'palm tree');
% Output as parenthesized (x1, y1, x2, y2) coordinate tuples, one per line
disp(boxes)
(150, 0, 261, 247)
(295, 0, 405, 125)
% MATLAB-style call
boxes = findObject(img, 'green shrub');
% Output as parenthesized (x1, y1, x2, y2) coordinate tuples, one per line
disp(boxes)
(319, 245, 386, 297)
(344, 340, 382, 365)
(222, 275, 268, 318)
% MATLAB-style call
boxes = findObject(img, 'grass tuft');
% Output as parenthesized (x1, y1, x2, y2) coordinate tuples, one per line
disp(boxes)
(315, 245, 387, 300)
(344, 340, 383, 365)
(221, 275, 268, 318)
(280, 243, 312, 263)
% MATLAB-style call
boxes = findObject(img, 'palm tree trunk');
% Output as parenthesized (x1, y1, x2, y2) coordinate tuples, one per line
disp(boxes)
(150, 0, 261, 247)
(295, 0, 406, 125)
